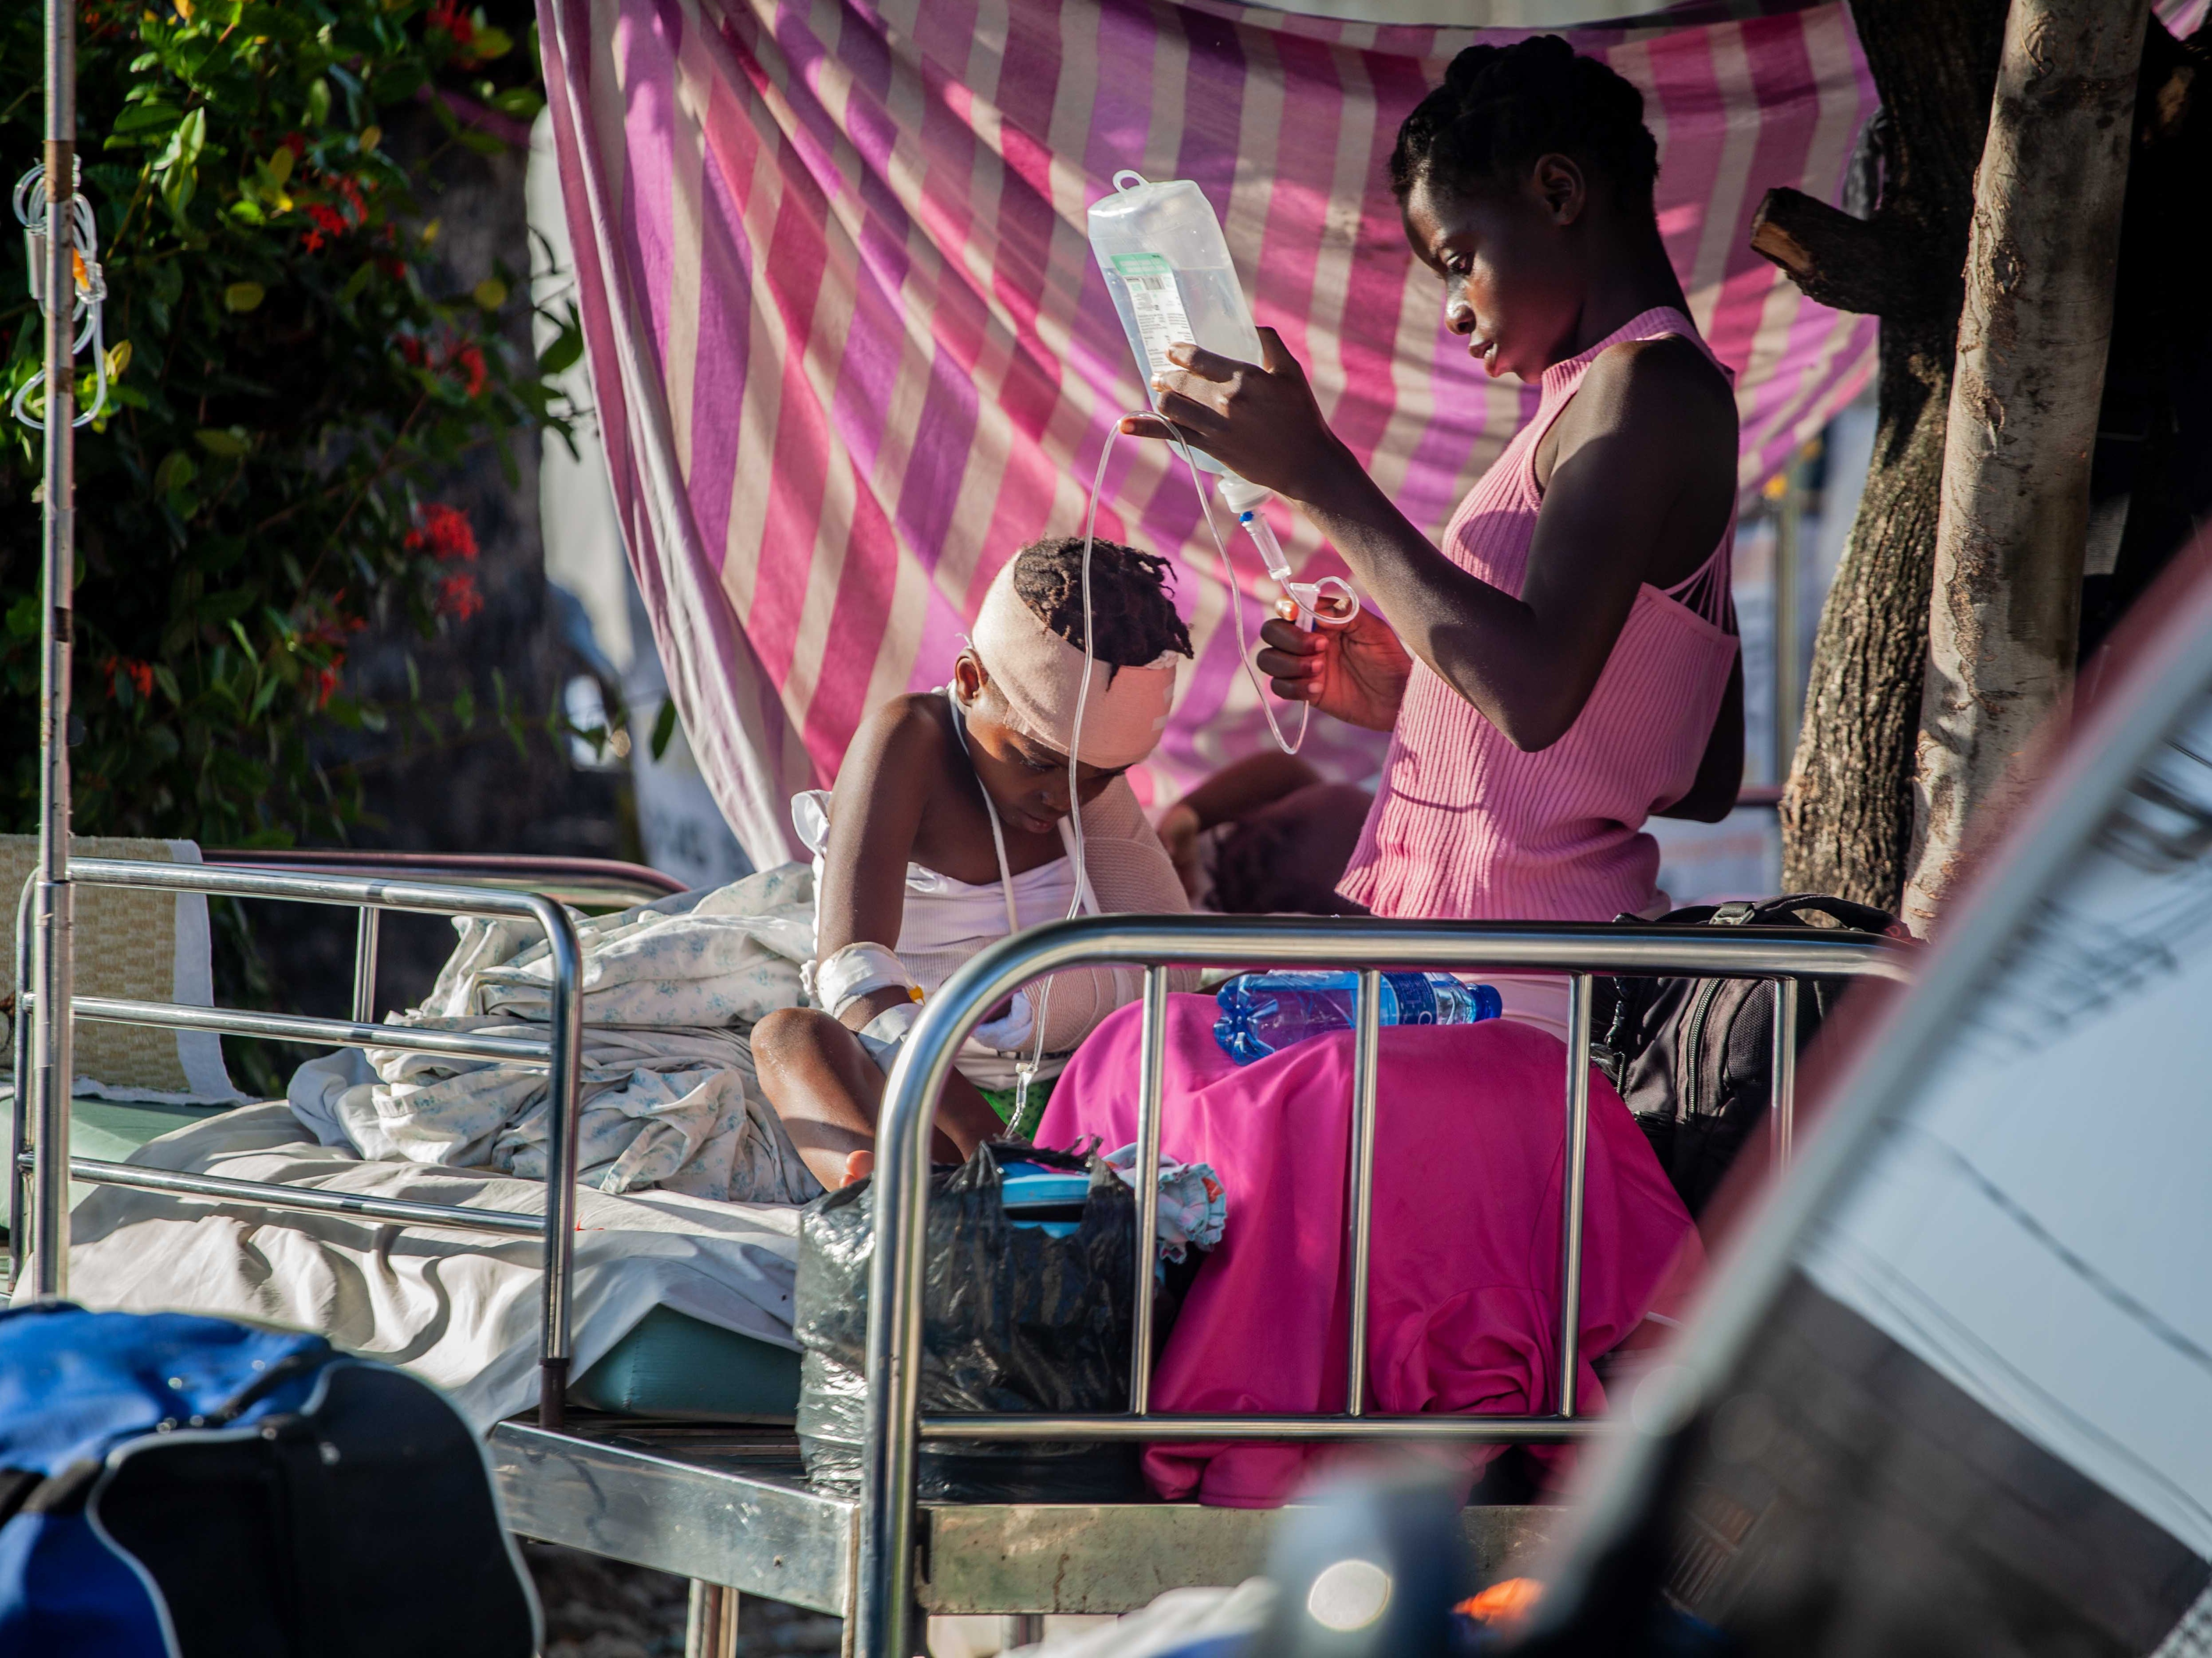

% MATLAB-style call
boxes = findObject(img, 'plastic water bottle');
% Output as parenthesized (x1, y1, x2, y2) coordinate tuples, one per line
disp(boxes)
(1213, 971, 1503, 1066)
(1088, 171, 1265, 479)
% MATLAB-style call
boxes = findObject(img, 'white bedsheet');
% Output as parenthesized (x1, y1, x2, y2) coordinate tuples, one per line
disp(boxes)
(286, 864, 827, 1206)
(56, 1103, 805, 1430)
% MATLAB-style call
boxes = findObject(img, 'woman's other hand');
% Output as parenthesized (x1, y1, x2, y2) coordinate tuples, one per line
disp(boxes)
(1156, 801, 1205, 900)
(1117, 328, 1355, 506)
(1256, 599, 1412, 731)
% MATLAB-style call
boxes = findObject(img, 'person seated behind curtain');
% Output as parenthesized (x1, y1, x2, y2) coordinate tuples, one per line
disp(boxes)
(753, 538, 1200, 1192)
(1155, 752, 1373, 916)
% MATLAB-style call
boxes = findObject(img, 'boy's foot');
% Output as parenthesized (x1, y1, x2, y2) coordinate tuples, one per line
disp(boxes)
(841, 1150, 875, 1188)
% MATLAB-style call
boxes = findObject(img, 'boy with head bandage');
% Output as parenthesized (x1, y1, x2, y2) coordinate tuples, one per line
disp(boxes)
(754, 537, 1200, 1191)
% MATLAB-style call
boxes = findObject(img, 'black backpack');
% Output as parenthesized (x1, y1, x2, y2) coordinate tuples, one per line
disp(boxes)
(1591, 894, 1897, 1222)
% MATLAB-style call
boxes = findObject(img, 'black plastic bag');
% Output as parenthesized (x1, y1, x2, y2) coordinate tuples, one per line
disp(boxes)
(794, 1141, 1143, 1501)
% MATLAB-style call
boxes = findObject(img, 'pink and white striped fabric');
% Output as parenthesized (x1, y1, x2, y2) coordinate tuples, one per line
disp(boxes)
(538, 0, 1877, 864)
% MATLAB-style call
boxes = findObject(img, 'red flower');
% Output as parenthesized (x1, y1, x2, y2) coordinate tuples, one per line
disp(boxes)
(99, 654, 154, 700)
(398, 332, 489, 398)
(428, 0, 478, 55)
(301, 201, 348, 254)
(406, 502, 479, 563)
(82, 0, 137, 40)
(281, 132, 308, 161)
(301, 605, 366, 650)
(453, 343, 487, 399)
(437, 572, 484, 621)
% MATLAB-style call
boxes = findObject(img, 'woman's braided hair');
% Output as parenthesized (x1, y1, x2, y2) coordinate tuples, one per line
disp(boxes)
(1389, 36, 1658, 213)
(1010, 536, 1193, 673)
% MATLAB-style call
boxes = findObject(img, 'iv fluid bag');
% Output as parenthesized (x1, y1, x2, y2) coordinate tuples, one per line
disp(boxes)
(1089, 173, 1264, 478)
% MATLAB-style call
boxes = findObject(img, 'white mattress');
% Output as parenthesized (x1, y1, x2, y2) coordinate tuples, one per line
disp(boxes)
(54, 1102, 804, 1430)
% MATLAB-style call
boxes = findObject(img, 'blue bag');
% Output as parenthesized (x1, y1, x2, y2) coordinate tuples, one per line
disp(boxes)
(0, 1304, 539, 1658)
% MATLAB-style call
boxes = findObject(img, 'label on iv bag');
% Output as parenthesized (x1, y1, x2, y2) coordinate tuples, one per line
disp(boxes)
(1111, 252, 1196, 378)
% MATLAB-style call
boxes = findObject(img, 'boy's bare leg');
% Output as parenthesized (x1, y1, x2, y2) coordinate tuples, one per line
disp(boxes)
(753, 1008, 1012, 1190)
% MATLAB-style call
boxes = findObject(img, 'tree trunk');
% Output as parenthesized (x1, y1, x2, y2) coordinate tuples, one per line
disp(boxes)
(1899, 0, 2150, 933)
(1763, 0, 2012, 911)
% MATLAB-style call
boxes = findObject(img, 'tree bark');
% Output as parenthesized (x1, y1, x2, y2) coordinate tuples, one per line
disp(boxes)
(1899, 0, 2150, 933)
(1769, 0, 2012, 911)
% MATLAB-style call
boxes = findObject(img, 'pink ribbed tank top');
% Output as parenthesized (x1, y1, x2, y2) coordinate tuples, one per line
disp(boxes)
(1338, 307, 1739, 922)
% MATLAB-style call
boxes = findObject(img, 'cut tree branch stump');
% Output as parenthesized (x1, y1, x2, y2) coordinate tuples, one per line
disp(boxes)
(1749, 189, 1911, 317)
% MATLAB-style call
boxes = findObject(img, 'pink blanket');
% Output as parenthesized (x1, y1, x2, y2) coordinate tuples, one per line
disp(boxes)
(1035, 996, 1699, 1507)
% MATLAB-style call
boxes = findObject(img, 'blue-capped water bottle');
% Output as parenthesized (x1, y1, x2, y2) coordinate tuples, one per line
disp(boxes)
(1212, 971, 1502, 1065)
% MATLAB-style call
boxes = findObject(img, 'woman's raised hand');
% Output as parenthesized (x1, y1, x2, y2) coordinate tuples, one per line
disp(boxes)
(1255, 598, 1412, 732)
(1118, 327, 1352, 505)
(1118, 324, 1414, 732)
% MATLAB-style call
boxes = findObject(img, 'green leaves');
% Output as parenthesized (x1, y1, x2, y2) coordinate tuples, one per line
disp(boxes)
(193, 427, 252, 457)
(154, 104, 206, 221)
(152, 450, 196, 493)
(0, 0, 573, 846)
(487, 87, 542, 122)
(155, 106, 206, 169)
(538, 301, 584, 376)
(112, 101, 185, 142)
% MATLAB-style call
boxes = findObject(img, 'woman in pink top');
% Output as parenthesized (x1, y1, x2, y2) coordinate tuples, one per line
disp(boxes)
(1038, 41, 1716, 1502)
(1126, 37, 1743, 929)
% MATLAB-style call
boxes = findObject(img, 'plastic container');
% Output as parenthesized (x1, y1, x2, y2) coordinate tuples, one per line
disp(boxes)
(998, 1160, 1091, 1237)
(1088, 171, 1265, 477)
(1213, 971, 1503, 1066)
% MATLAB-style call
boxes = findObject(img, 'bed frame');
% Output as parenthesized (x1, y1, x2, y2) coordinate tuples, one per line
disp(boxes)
(9, 857, 1910, 1658)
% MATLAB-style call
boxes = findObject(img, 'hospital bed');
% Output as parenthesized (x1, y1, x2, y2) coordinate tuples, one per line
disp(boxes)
(8, 853, 1910, 1658)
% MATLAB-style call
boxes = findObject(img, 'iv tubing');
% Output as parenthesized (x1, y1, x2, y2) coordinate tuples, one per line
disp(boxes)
(12, 164, 109, 431)
(1022, 410, 1317, 1089)
(1163, 434, 1313, 757)
(1019, 424, 1125, 1093)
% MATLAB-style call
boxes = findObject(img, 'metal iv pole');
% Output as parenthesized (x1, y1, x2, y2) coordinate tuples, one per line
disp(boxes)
(30, 0, 77, 1299)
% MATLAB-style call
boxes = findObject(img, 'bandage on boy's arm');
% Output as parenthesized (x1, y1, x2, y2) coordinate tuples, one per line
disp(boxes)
(814, 941, 922, 1021)
(1029, 777, 1203, 1052)
(815, 697, 939, 1030)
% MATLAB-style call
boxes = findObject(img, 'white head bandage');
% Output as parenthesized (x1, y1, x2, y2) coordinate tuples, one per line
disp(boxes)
(968, 557, 1179, 769)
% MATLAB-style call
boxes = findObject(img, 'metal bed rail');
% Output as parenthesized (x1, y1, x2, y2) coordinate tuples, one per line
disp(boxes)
(856, 914, 1913, 1658)
(201, 848, 688, 914)
(8, 856, 588, 1429)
